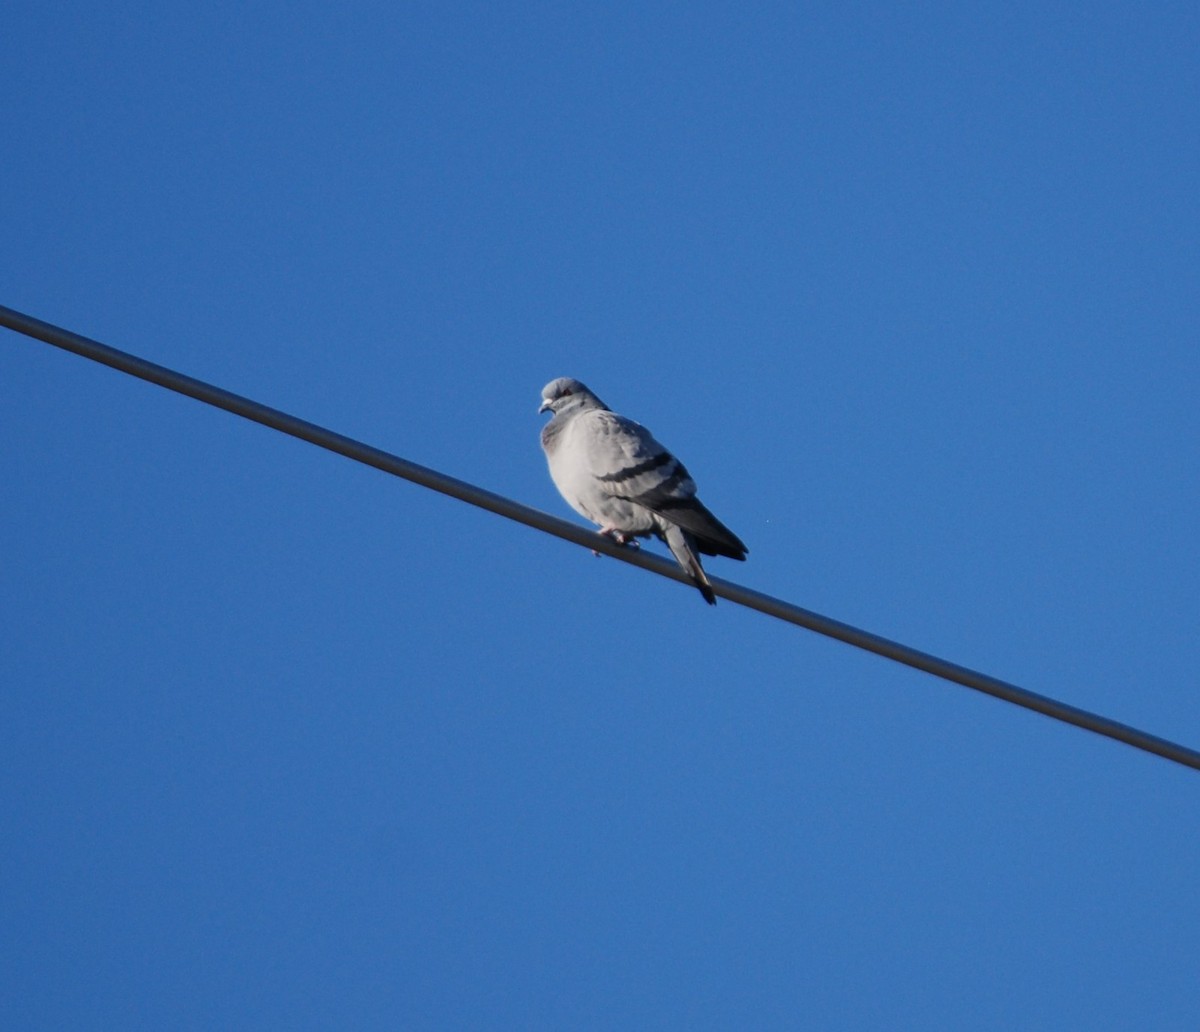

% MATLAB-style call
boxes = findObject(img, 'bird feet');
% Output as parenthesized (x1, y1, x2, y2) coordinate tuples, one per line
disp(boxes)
(593, 527, 641, 556)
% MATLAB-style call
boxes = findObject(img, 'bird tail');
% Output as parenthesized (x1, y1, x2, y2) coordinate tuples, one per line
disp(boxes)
(655, 498, 747, 560)
(661, 523, 717, 605)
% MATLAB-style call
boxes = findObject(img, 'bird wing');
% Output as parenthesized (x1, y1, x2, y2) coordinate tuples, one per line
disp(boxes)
(579, 411, 747, 559)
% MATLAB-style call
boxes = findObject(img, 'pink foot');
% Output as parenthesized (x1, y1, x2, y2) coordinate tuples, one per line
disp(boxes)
(593, 527, 641, 556)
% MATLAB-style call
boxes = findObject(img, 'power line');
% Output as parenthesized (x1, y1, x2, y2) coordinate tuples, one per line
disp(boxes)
(4, 301, 1198, 773)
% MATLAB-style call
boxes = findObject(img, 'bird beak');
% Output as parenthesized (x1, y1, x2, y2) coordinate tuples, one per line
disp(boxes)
(538, 399, 552, 414)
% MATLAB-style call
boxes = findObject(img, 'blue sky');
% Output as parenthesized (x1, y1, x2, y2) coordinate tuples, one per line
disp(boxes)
(3, 2, 1198, 1028)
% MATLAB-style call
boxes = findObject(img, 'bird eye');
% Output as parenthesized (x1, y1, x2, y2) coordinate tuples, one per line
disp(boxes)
(560, 388, 573, 397)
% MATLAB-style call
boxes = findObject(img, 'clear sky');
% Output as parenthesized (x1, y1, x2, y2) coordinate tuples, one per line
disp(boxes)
(3, 2, 1198, 1029)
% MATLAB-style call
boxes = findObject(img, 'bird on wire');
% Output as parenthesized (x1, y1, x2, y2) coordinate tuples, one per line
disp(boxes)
(539, 377, 747, 605)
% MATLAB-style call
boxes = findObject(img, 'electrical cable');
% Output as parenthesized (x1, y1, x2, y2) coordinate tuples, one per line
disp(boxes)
(3, 302, 1197, 772)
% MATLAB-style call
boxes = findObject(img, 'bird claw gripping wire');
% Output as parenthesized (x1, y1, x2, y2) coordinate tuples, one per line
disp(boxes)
(593, 527, 641, 556)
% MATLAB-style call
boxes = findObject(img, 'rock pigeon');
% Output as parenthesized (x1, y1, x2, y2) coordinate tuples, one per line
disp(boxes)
(539, 377, 747, 604)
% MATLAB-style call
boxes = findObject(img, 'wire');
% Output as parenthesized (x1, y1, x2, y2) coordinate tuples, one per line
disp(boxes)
(4, 301, 1198, 773)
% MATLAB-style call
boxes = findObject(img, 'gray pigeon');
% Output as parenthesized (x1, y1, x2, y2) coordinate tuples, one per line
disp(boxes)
(539, 377, 747, 604)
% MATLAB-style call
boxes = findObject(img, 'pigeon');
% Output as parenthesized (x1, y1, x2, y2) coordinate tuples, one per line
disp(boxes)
(539, 377, 747, 604)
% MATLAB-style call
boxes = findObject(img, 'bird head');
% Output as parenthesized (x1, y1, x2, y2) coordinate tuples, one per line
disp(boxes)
(538, 377, 606, 416)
